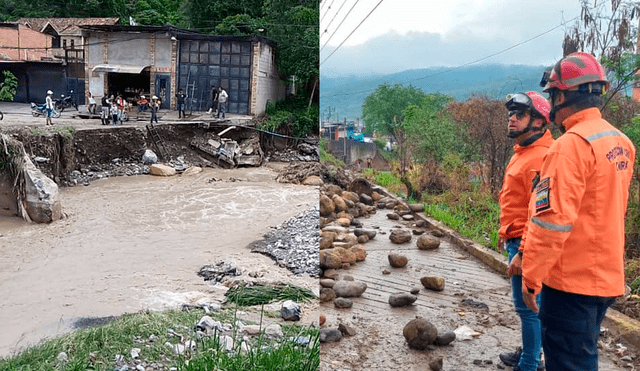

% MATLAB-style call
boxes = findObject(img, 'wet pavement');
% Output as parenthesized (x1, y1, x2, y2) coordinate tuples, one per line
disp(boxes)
(0, 166, 318, 357)
(319, 201, 625, 370)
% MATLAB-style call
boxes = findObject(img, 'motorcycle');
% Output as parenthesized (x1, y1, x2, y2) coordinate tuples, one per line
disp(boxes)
(31, 102, 61, 118)
(55, 91, 78, 112)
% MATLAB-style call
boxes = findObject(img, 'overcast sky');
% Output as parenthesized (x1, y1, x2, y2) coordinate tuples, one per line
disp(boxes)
(319, 0, 584, 76)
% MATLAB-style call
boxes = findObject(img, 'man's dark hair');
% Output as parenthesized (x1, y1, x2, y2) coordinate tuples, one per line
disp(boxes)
(565, 91, 602, 111)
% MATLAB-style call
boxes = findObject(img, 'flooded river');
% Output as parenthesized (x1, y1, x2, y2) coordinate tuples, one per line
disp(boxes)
(0, 166, 318, 357)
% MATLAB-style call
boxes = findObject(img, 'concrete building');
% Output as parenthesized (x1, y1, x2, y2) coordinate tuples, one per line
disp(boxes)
(80, 25, 286, 115)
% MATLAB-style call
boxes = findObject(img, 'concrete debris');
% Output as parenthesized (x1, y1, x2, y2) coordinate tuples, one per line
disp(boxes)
(276, 161, 321, 184)
(250, 207, 320, 277)
(197, 262, 242, 283)
(280, 300, 301, 321)
(22, 153, 62, 223)
(141, 149, 158, 164)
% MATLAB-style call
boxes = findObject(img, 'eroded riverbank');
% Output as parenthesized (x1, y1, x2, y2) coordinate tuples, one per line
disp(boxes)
(0, 166, 318, 357)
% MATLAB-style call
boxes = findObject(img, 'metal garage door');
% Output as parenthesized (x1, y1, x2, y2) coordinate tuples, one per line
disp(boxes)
(178, 39, 252, 115)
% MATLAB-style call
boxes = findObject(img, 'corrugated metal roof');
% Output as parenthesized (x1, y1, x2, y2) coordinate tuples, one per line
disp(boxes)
(15, 17, 119, 33)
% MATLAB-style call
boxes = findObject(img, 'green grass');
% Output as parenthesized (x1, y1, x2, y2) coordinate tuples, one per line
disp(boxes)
(0, 307, 319, 371)
(225, 283, 316, 306)
(423, 188, 501, 251)
(319, 138, 344, 168)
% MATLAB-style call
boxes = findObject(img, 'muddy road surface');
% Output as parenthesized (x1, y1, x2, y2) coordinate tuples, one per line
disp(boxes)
(0, 166, 318, 357)
(320, 203, 627, 370)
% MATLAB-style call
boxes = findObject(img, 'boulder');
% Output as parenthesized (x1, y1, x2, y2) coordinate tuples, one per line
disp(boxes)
(417, 235, 441, 250)
(22, 155, 62, 223)
(331, 194, 348, 212)
(319, 328, 342, 343)
(357, 234, 369, 244)
(323, 184, 343, 197)
(319, 236, 334, 250)
(319, 288, 336, 302)
(320, 250, 342, 270)
(388, 253, 408, 268)
(341, 191, 359, 203)
(354, 228, 377, 239)
(302, 175, 323, 186)
(319, 195, 335, 216)
(141, 149, 158, 164)
(280, 300, 301, 321)
(338, 323, 357, 336)
(336, 218, 351, 227)
(402, 214, 415, 221)
(421, 276, 445, 291)
(333, 247, 357, 265)
(182, 166, 203, 176)
(389, 229, 412, 244)
(429, 358, 444, 371)
(350, 245, 367, 261)
(386, 213, 400, 220)
(349, 177, 373, 196)
(359, 193, 374, 206)
(389, 293, 418, 307)
(409, 203, 424, 212)
(323, 269, 339, 279)
(333, 280, 367, 297)
(149, 164, 176, 176)
(334, 297, 353, 309)
(431, 228, 446, 238)
(319, 279, 335, 288)
(435, 331, 456, 346)
(403, 318, 438, 350)
(371, 191, 382, 201)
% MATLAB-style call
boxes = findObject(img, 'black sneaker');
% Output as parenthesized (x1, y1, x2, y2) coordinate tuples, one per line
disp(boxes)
(500, 348, 545, 370)
(499, 347, 522, 367)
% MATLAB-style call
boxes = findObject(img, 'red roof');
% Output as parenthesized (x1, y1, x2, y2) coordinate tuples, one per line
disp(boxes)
(16, 17, 119, 33)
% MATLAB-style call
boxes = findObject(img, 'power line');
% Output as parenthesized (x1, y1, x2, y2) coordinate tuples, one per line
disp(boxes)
(320, 15, 580, 98)
(320, 0, 338, 23)
(321, 0, 348, 41)
(320, 0, 362, 53)
(320, 0, 385, 64)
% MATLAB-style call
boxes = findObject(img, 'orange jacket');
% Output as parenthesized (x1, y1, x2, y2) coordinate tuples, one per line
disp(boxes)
(499, 130, 554, 239)
(522, 108, 635, 297)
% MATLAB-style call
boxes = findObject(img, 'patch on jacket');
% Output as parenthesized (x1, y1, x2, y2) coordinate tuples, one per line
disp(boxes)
(535, 177, 550, 212)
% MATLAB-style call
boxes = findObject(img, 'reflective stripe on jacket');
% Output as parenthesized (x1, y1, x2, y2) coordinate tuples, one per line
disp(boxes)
(522, 108, 635, 297)
(499, 130, 554, 240)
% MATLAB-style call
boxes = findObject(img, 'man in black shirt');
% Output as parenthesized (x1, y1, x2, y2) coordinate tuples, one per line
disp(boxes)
(175, 89, 187, 118)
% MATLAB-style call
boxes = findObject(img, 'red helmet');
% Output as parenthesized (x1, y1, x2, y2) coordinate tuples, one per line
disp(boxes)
(542, 52, 609, 94)
(505, 91, 551, 126)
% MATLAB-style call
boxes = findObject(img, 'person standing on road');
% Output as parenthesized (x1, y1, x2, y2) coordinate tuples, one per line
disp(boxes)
(208, 85, 218, 116)
(521, 52, 636, 370)
(116, 95, 125, 124)
(497, 91, 554, 371)
(87, 92, 97, 115)
(150, 95, 160, 124)
(100, 94, 110, 125)
(217, 86, 228, 119)
(110, 100, 119, 125)
(137, 95, 148, 112)
(45, 90, 54, 126)
(175, 88, 187, 118)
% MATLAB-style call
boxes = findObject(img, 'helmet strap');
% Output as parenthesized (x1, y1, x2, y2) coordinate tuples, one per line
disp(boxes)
(519, 130, 545, 147)
(507, 116, 545, 139)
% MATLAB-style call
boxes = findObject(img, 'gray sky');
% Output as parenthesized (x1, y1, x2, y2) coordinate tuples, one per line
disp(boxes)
(320, 0, 584, 76)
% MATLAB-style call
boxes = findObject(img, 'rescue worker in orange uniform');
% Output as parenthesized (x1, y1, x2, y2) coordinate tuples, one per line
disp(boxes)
(521, 52, 636, 370)
(498, 91, 553, 371)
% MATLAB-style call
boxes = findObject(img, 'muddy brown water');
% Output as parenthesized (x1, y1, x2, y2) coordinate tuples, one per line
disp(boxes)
(0, 166, 318, 357)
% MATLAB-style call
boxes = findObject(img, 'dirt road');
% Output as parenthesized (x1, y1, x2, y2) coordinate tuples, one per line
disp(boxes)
(0, 166, 318, 357)
(320, 204, 626, 370)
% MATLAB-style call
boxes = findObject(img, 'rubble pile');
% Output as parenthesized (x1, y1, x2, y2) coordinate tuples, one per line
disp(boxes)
(265, 141, 319, 163)
(191, 133, 263, 168)
(250, 207, 320, 277)
(275, 161, 321, 184)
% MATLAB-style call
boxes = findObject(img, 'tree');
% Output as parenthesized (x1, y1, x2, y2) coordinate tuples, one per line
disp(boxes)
(449, 95, 511, 196)
(362, 84, 427, 199)
(563, 0, 640, 107)
(0, 71, 18, 101)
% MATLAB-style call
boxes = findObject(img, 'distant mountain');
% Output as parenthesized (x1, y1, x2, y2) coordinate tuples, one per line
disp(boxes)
(320, 64, 546, 120)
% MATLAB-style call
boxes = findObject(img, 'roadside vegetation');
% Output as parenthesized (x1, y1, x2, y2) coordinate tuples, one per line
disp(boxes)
(0, 284, 319, 371)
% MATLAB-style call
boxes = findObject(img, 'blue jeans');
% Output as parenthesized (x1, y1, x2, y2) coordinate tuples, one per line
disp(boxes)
(540, 285, 614, 371)
(217, 101, 226, 118)
(507, 238, 542, 371)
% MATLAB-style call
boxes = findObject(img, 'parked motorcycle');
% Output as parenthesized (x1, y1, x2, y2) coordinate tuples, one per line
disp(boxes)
(55, 91, 78, 112)
(31, 102, 61, 118)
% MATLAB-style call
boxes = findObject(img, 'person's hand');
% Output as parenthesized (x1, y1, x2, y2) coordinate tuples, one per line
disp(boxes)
(507, 253, 522, 276)
(522, 286, 539, 313)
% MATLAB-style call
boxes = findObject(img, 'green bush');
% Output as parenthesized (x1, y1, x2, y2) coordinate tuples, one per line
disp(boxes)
(260, 95, 318, 138)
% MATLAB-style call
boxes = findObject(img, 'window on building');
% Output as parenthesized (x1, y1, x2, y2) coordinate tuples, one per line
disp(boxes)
(62, 39, 67, 49)
(70, 40, 74, 49)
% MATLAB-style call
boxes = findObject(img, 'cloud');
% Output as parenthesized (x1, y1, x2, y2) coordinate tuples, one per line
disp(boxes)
(321, 29, 566, 77)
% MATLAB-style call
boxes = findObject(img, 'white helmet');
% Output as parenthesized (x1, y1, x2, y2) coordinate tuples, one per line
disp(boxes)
(47, 90, 53, 95)
(140, 95, 145, 99)
(152, 95, 158, 100)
